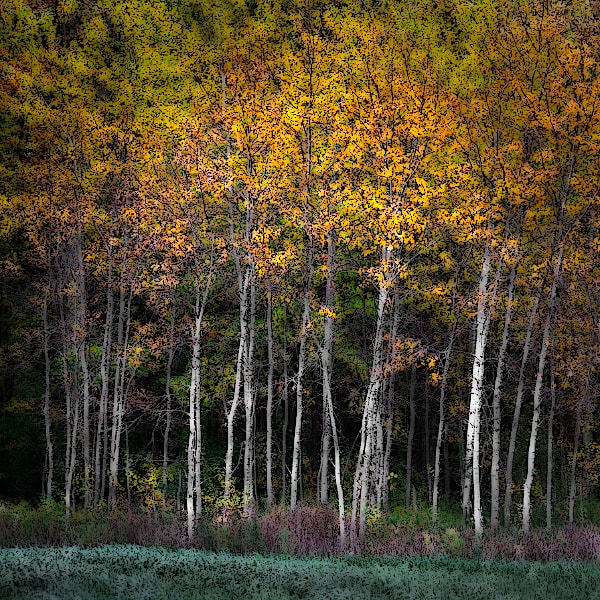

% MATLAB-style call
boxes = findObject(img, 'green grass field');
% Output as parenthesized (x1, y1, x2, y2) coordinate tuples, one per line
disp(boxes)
(1, 545, 600, 599)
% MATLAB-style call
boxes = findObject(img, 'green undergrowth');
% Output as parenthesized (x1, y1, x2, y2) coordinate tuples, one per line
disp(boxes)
(1, 545, 600, 599)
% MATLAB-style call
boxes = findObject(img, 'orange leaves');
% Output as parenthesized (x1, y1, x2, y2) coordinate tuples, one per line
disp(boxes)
(317, 306, 337, 320)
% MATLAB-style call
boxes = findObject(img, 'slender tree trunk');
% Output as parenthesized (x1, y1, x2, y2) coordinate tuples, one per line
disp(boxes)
(569, 395, 582, 525)
(382, 283, 400, 512)
(108, 285, 125, 505)
(290, 247, 313, 509)
(224, 316, 244, 501)
(373, 407, 384, 509)
(444, 423, 451, 500)
(80, 342, 92, 508)
(405, 363, 417, 509)
(319, 232, 336, 505)
(108, 286, 132, 506)
(352, 246, 391, 541)
(319, 401, 331, 504)
(546, 355, 556, 531)
(224, 248, 250, 506)
(490, 261, 517, 530)
(281, 305, 289, 504)
(504, 286, 541, 524)
(321, 237, 346, 551)
(163, 298, 176, 510)
(425, 383, 432, 504)
(433, 327, 455, 523)
(187, 289, 202, 538)
(462, 243, 491, 538)
(186, 253, 213, 537)
(382, 398, 393, 512)
(58, 270, 78, 518)
(522, 244, 564, 533)
(125, 425, 131, 505)
(325, 361, 346, 549)
(75, 233, 92, 509)
(95, 282, 113, 505)
(266, 289, 275, 508)
(222, 66, 255, 510)
(42, 291, 54, 500)
(243, 267, 256, 516)
(64, 351, 79, 519)
(357, 411, 374, 540)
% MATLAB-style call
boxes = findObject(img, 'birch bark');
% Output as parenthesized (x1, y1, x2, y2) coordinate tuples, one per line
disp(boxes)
(432, 326, 455, 523)
(108, 286, 132, 506)
(95, 281, 113, 505)
(242, 268, 256, 516)
(352, 245, 391, 541)
(462, 243, 491, 537)
(546, 355, 556, 531)
(522, 243, 565, 533)
(187, 281, 210, 538)
(490, 260, 517, 529)
(163, 298, 176, 509)
(504, 287, 541, 524)
(290, 246, 313, 509)
(318, 232, 336, 505)
(405, 363, 417, 509)
(42, 291, 54, 500)
(265, 288, 275, 508)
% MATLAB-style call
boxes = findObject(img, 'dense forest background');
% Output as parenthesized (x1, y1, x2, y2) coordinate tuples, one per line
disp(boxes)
(1, 0, 600, 546)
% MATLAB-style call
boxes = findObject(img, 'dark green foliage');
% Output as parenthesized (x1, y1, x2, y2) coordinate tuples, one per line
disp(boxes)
(2, 545, 600, 599)
(2, 503, 600, 565)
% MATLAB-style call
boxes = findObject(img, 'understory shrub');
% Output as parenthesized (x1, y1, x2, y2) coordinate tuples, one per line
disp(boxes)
(1, 501, 600, 563)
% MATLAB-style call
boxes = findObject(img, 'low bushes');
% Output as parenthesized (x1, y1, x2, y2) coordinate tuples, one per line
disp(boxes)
(1, 501, 600, 563)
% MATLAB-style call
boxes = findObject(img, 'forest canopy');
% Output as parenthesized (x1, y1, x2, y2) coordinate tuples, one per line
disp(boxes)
(1, 0, 600, 546)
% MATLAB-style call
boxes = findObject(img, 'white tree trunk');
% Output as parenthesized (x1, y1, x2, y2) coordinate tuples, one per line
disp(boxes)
(224, 318, 244, 501)
(163, 298, 176, 509)
(319, 232, 336, 505)
(432, 327, 455, 523)
(490, 261, 517, 529)
(290, 249, 313, 509)
(75, 233, 92, 509)
(546, 356, 555, 531)
(324, 363, 346, 549)
(224, 259, 251, 504)
(405, 363, 417, 509)
(187, 301, 202, 538)
(522, 243, 564, 533)
(42, 291, 54, 500)
(319, 404, 331, 504)
(374, 404, 385, 509)
(352, 245, 391, 541)
(80, 343, 92, 508)
(265, 289, 275, 508)
(108, 287, 132, 506)
(318, 240, 346, 547)
(58, 267, 78, 518)
(504, 287, 541, 524)
(187, 272, 212, 538)
(462, 244, 491, 538)
(381, 283, 400, 512)
(243, 268, 256, 516)
(281, 305, 289, 504)
(382, 400, 393, 511)
(569, 396, 582, 525)
(95, 282, 113, 505)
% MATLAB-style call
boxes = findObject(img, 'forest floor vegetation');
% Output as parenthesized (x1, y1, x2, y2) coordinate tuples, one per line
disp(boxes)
(2, 545, 600, 599)
(2, 502, 600, 563)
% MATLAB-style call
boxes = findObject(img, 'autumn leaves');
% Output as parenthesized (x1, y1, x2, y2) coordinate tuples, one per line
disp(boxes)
(1, 0, 599, 544)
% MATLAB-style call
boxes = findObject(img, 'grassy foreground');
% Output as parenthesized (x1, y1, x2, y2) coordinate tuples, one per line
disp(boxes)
(1, 546, 600, 599)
